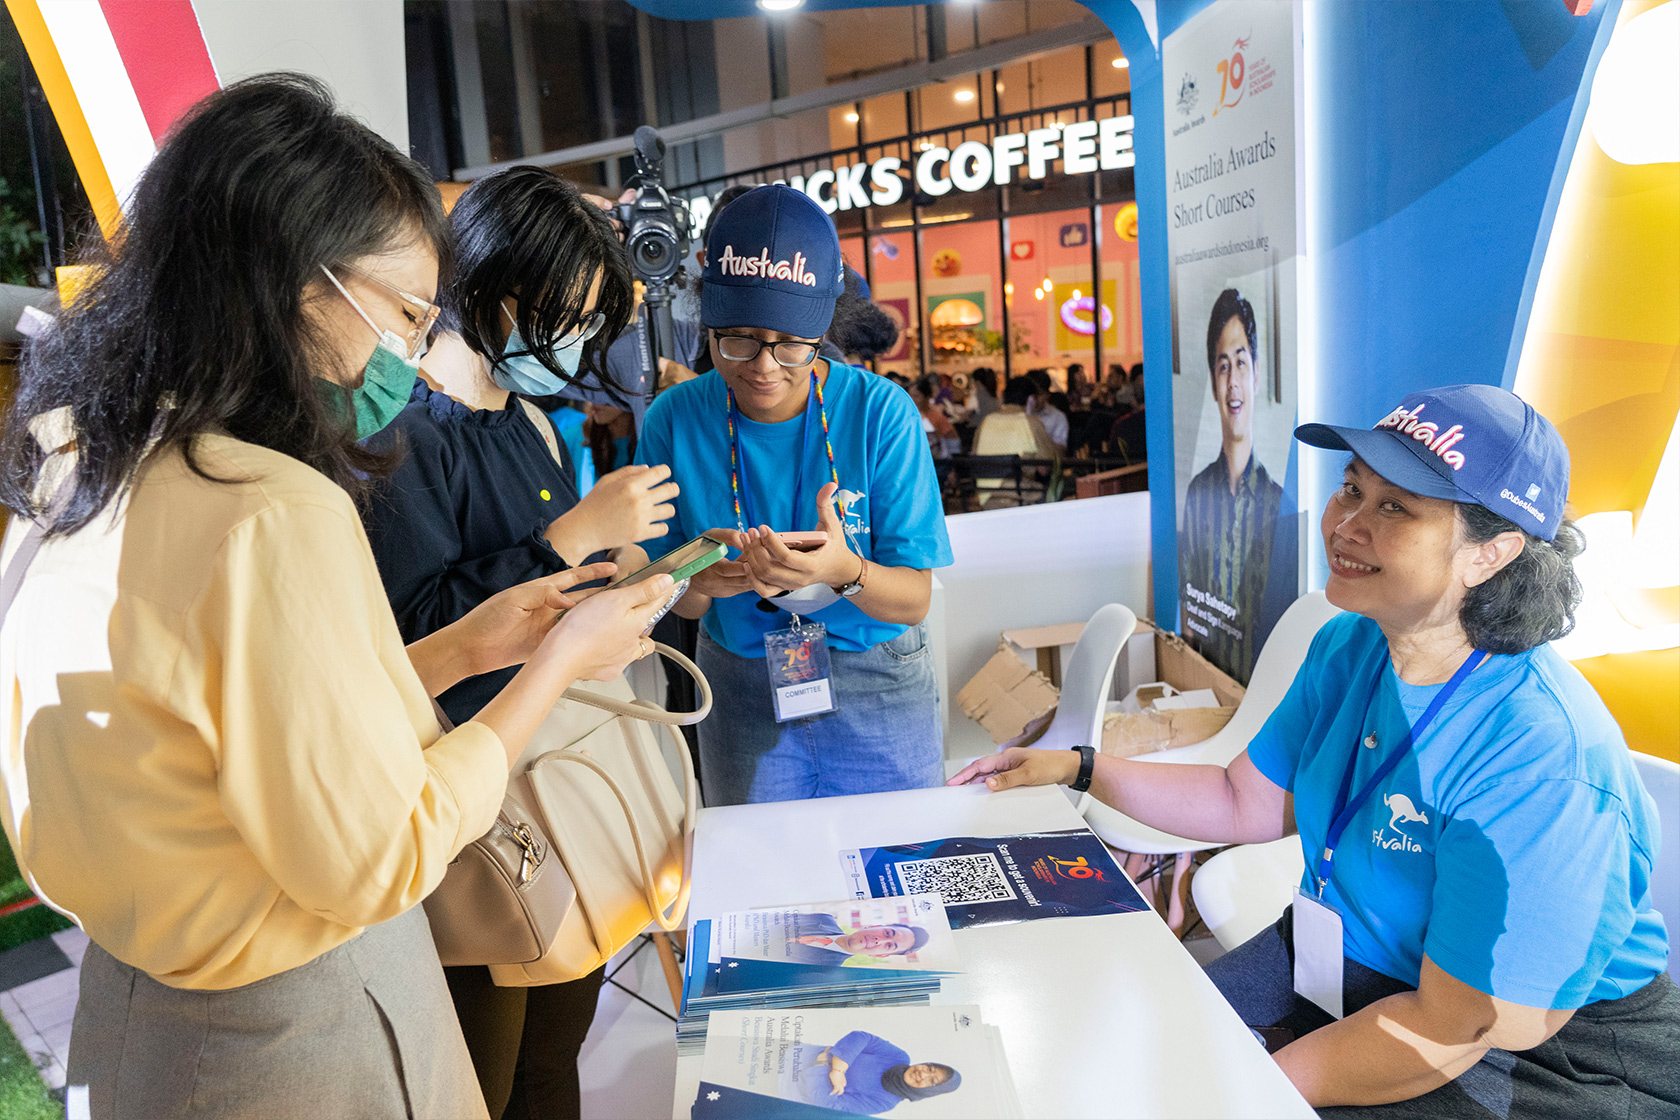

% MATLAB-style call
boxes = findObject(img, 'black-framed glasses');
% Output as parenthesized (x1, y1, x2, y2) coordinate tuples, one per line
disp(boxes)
(505, 305, 608, 352)
(713, 331, 820, 368)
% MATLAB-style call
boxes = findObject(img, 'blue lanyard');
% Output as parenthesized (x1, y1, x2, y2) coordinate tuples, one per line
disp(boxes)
(1314, 648, 1488, 897)
(726, 375, 821, 533)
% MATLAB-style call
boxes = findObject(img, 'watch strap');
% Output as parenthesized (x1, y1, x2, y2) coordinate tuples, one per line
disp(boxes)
(1070, 745, 1095, 793)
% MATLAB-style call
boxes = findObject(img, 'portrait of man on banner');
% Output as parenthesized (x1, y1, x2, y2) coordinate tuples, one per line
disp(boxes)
(1177, 287, 1297, 681)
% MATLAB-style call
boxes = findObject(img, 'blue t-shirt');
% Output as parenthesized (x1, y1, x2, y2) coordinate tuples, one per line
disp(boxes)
(636, 362, 953, 658)
(1249, 612, 1668, 1010)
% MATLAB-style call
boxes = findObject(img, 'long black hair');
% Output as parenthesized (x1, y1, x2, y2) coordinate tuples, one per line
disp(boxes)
(0, 74, 450, 535)
(444, 166, 634, 403)
(1458, 504, 1585, 654)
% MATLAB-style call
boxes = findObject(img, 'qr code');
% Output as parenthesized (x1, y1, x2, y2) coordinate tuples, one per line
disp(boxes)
(893, 853, 1017, 904)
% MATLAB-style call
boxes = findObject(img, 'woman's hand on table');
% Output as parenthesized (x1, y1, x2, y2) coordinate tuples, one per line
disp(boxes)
(408, 562, 619, 695)
(544, 464, 679, 564)
(737, 482, 858, 595)
(946, 746, 1080, 790)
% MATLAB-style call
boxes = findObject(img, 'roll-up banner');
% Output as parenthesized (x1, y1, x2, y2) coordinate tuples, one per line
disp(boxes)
(1163, 1, 1305, 685)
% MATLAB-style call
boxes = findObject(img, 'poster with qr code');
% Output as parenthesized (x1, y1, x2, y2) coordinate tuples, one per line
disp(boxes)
(837, 830, 1150, 928)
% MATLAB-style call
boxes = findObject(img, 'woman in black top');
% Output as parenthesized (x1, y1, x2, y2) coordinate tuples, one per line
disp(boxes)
(362, 167, 678, 1119)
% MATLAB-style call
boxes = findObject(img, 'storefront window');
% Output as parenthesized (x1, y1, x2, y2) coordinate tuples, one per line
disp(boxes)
(865, 231, 917, 381)
(921, 220, 1005, 381)
(1004, 207, 1096, 389)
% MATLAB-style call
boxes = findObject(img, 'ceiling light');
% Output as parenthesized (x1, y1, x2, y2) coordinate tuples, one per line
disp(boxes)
(1112, 57, 1129, 69)
(954, 89, 974, 103)
(1071, 289, 1081, 300)
(845, 111, 859, 122)
(918, 140, 933, 151)
(1034, 288, 1045, 301)
(756, 0, 803, 10)
(1004, 282, 1014, 295)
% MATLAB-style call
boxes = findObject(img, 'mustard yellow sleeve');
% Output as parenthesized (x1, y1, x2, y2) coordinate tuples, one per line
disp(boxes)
(190, 495, 507, 929)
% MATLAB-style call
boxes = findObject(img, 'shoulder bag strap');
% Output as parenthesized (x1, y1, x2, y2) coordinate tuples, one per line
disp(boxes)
(560, 641, 712, 726)
(515, 397, 568, 472)
(0, 446, 78, 630)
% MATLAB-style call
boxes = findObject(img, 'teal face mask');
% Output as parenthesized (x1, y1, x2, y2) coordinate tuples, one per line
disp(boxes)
(318, 340, 420, 440)
(317, 265, 425, 439)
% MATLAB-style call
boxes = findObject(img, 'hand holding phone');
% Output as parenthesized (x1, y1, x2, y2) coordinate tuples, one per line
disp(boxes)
(777, 531, 829, 552)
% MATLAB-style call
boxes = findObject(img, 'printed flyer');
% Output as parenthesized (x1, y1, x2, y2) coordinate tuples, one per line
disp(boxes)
(837, 830, 1148, 927)
(715, 895, 962, 993)
(693, 1005, 1020, 1118)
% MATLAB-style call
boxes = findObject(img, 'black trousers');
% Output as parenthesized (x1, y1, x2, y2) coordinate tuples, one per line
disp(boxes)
(445, 964, 607, 1120)
(1204, 907, 1680, 1118)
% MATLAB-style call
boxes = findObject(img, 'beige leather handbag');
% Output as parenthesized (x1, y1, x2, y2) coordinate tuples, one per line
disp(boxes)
(488, 642, 708, 986)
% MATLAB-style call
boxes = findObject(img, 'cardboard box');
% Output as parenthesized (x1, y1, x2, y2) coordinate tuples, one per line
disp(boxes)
(955, 644, 1061, 745)
(955, 616, 1246, 750)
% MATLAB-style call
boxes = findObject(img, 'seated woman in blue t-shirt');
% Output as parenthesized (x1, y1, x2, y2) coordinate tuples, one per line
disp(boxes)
(637, 184, 954, 806)
(951, 384, 1676, 1116)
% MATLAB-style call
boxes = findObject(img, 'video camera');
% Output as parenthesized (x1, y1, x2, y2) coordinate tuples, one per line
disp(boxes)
(615, 126, 692, 286)
(614, 126, 692, 398)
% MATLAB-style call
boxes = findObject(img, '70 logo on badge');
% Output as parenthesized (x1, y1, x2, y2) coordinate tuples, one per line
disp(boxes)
(764, 621, 838, 722)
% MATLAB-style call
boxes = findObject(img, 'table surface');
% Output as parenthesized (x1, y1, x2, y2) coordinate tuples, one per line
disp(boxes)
(671, 784, 1316, 1119)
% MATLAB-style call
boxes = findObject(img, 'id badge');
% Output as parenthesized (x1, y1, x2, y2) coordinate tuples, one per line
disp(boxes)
(1292, 888, 1345, 1019)
(763, 618, 837, 722)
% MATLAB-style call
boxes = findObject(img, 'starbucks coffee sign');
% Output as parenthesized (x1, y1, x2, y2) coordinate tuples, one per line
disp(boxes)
(783, 115, 1136, 214)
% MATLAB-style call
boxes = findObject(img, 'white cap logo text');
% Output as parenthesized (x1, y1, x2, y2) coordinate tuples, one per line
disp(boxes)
(1374, 403, 1467, 470)
(715, 245, 817, 287)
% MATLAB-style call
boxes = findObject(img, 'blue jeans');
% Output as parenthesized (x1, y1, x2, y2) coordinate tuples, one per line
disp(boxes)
(695, 622, 944, 806)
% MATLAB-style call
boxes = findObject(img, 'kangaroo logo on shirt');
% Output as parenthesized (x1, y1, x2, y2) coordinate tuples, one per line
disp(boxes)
(1373, 793, 1429, 854)
(836, 489, 870, 536)
(1384, 793, 1428, 829)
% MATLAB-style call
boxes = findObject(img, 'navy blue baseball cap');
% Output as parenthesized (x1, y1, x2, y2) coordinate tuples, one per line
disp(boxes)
(1295, 384, 1570, 540)
(702, 183, 845, 340)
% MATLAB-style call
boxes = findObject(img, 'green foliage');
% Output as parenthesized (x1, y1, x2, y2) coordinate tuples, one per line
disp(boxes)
(0, 176, 47, 288)
(0, 827, 70, 954)
(0, 1014, 57, 1120)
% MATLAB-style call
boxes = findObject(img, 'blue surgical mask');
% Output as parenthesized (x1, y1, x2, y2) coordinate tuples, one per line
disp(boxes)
(492, 325, 583, 396)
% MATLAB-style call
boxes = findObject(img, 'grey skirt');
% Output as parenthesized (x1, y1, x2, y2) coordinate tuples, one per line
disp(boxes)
(67, 906, 489, 1120)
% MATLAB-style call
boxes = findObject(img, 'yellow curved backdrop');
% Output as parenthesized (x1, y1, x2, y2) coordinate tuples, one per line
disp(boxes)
(1514, 0, 1679, 762)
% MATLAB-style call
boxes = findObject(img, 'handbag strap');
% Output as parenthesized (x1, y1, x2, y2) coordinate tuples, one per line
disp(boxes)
(516, 397, 568, 472)
(560, 641, 712, 726)
(0, 448, 78, 631)
(528, 734, 696, 933)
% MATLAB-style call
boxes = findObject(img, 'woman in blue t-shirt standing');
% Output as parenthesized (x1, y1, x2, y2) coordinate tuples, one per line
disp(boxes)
(952, 384, 1676, 1116)
(638, 184, 953, 806)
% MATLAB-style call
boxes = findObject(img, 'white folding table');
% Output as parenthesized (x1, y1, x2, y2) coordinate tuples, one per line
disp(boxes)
(671, 784, 1315, 1119)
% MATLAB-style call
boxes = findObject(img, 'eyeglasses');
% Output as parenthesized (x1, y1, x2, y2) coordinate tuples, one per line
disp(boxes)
(323, 263, 441, 361)
(504, 305, 608, 352)
(713, 332, 820, 368)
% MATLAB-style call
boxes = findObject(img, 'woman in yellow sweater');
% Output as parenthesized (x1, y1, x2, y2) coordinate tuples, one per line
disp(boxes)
(0, 76, 669, 1119)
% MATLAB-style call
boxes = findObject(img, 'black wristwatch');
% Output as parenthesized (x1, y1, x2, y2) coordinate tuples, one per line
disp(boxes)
(1069, 745, 1096, 793)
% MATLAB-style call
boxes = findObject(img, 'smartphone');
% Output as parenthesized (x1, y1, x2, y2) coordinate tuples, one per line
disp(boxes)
(777, 531, 829, 552)
(607, 534, 728, 590)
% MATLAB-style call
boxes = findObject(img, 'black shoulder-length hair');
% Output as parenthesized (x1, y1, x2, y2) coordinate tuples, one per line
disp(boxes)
(445, 166, 634, 405)
(0, 73, 451, 536)
(1458, 503, 1585, 655)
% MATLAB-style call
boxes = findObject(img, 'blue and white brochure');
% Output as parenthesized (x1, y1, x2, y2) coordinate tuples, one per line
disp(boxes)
(693, 1005, 1021, 1118)
(714, 895, 961, 993)
(838, 829, 1150, 928)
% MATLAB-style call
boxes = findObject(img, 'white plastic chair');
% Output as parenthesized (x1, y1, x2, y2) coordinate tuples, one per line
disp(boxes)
(1027, 602, 1139, 753)
(944, 603, 1138, 782)
(1078, 592, 1344, 854)
(1632, 751, 1679, 982)
(1190, 837, 1304, 951)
